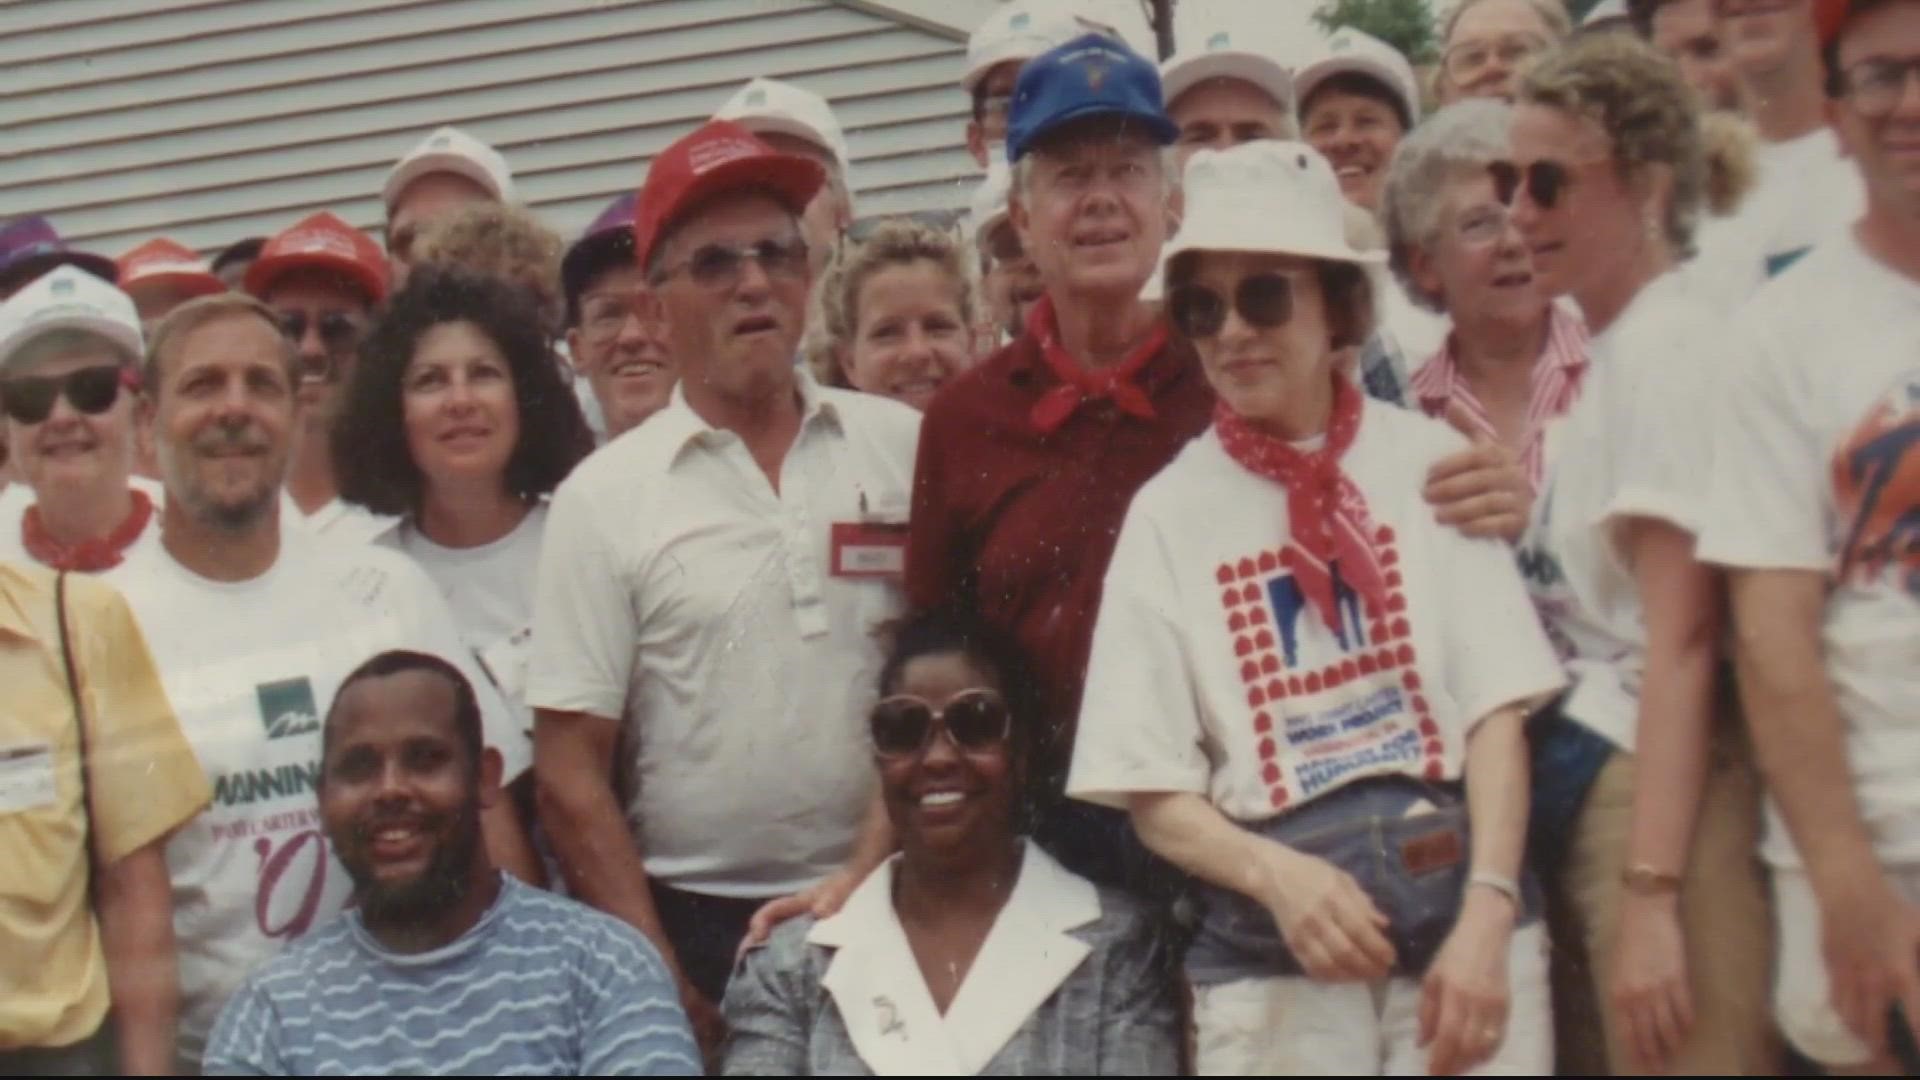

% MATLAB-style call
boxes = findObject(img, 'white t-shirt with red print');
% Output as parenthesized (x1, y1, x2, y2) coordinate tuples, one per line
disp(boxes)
(1067, 401, 1564, 823)
(1700, 230, 1920, 870)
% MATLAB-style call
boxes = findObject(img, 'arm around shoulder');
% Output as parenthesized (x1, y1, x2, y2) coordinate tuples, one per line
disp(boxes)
(719, 921, 819, 1076)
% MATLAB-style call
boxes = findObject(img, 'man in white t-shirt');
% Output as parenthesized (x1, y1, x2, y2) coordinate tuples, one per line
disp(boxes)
(528, 120, 919, 1056)
(1701, 0, 1920, 1070)
(1723, 0, 1866, 275)
(115, 292, 537, 1071)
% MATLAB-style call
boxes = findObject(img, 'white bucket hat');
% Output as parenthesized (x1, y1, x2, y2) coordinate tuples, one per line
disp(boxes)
(1294, 27, 1422, 129)
(0, 264, 144, 373)
(1160, 26, 1296, 116)
(1155, 141, 1385, 285)
(383, 125, 516, 210)
(714, 76, 854, 190)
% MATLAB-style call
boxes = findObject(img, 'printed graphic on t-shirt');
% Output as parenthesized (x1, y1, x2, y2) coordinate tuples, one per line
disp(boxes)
(255, 677, 320, 740)
(1515, 485, 1581, 662)
(1833, 370, 1920, 600)
(1213, 527, 1446, 813)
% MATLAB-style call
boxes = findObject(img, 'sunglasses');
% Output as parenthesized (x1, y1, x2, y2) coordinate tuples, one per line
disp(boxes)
(868, 688, 1012, 759)
(1167, 272, 1296, 340)
(0, 365, 137, 426)
(652, 237, 809, 290)
(277, 311, 365, 353)
(1488, 160, 1584, 211)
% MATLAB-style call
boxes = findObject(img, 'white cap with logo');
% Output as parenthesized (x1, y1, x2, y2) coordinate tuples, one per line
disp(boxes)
(714, 77, 854, 186)
(1160, 25, 1296, 115)
(382, 125, 517, 211)
(0, 264, 143, 372)
(1294, 27, 1422, 129)
(963, 1, 1125, 93)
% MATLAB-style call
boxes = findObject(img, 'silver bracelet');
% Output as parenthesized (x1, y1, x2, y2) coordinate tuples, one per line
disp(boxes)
(1468, 870, 1522, 909)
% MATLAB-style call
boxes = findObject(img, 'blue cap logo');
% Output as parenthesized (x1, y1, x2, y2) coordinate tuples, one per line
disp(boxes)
(1085, 59, 1109, 92)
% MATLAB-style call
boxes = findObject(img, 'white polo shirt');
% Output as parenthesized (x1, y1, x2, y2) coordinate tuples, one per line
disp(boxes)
(1700, 231, 1920, 870)
(528, 370, 920, 898)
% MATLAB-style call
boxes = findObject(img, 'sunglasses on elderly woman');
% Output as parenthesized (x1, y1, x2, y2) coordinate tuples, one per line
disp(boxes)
(1166, 272, 1296, 340)
(868, 688, 1012, 758)
(0, 365, 138, 425)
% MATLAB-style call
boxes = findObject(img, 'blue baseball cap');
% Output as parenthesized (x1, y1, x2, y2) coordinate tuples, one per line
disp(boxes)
(1005, 33, 1178, 163)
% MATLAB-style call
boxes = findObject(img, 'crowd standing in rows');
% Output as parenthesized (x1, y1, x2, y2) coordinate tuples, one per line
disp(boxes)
(2, 0, 1918, 1075)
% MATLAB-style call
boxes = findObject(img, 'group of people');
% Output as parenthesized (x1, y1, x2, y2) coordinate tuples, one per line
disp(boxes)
(2, 0, 1918, 1075)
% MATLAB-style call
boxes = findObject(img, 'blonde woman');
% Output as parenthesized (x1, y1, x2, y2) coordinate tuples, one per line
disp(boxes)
(812, 218, 979, 411)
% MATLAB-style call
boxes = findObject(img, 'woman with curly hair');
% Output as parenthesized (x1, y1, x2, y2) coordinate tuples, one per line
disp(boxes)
(1508, 31, 1779, 1074)
(813, 218, 978, 411)
(334, 266, 594, 711)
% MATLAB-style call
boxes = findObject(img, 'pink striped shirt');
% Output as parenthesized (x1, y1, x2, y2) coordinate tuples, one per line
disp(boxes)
(1411, 304, 1591, 491)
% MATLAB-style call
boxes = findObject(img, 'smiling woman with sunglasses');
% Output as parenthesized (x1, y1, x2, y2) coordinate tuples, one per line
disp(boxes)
(722, 606, 1178, 1076)
(0, 266, 165, 577)
(1068, 141, 1566, 1076)
(1508, 32, 1779, 1074)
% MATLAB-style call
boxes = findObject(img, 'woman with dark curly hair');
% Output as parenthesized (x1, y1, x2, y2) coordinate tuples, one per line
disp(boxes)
(335, 267, 594, 710)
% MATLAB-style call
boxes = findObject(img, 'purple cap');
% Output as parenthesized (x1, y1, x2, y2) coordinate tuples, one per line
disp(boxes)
(561, 193, 639, 323)
(0, 216, 119, 297)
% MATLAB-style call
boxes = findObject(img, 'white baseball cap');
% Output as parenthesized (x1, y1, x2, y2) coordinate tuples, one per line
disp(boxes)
(382, 125, 516, 211)
(968, 154, 1014, 253)
(0, 264, 144, 373)
(714, 77, 853, 184)
(1160, 26, 1296, 116)
(1294, 27, 1422, 130)
(1582, 0, 1630, 26)
(1155, 141, 1385, 287)
(962, 1, 1121, 94)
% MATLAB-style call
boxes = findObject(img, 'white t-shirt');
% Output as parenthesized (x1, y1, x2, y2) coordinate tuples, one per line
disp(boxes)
(1699, 231, 1920, 869)
(1680, 207, 1769, 316)
(1067, 403, 1565, 822)
(1739, 126, 1864, 279)
(111, 527, 531, 1068)
(1515, 272, 1722, 752)
(527, 372, 920, 897)
(299, 497, 396, 546)
(384, 503, 547, 711)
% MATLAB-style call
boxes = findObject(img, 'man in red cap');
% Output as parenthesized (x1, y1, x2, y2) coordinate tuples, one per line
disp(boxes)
(527, 119, 920, 1053)
(1704, 0, 1920, 1071)
(245, 211, 395, 544)
(117, 238, 227, 334)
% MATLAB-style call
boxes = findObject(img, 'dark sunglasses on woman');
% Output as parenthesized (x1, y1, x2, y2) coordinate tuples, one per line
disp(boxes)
(0, 365, 138, 425)
(1167, 272, 1297, 339)
(868, 688, 1013, 758)
(1488, 160, 1571, 211)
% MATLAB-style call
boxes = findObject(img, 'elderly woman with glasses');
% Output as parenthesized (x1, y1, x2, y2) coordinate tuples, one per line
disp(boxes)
(1436, 0, 1572, 104)
(1382, 99, 1591, 492)
(1508, 32, 1779, 1074)
(722, 607, 1179, 1075)
(1069, 140, 1566, 1076)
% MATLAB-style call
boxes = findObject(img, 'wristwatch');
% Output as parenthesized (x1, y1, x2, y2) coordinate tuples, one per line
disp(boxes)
(1621, 864, 1682, 896)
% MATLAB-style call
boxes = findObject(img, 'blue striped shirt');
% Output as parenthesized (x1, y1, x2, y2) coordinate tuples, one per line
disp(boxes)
(204, 875, 699, 1076)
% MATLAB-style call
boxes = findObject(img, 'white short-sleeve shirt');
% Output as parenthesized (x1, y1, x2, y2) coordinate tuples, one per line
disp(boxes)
(1740, 126, 1865, 279)
(1067, 402, 1565, 822)
(1699, 231, 1920, 869)
(111, 526, 529, 1069)
(1515, 272, 1723, 752)
(527, 371, 920, 897)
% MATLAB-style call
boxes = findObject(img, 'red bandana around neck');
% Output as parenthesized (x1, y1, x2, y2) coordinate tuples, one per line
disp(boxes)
(22, 488, 155, 573)
(1213, 375, 1389, 635)
(1027, 294, 1167, 434)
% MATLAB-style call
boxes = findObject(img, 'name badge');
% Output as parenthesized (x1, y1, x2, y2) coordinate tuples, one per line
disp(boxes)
(831, 521, 908, 579)
(0, 742, 58, 815)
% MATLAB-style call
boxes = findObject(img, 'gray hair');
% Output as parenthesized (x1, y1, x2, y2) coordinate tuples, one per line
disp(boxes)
(1442, 0, 1574, 46)
(1008, 137, 1181, 201)
(1380, 99, 1516, 313)
(5, 327, 139, 377)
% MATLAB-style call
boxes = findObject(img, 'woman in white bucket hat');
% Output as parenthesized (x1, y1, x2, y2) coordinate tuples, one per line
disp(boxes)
(1067, 140, 1565, 1075)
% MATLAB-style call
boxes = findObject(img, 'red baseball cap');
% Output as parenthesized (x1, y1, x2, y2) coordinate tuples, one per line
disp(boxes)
(245, 211, 389, 305)
(632, 119, 825, 272)
(116, 237, 226, 299)
(1816, 0, 1854, 45)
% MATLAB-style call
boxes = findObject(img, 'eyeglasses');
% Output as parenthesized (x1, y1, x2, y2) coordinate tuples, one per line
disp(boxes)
(1166, 272, 1298, 339)
(1440, 33, 1550, 84)
(1840, 57, 1920, 118)
(650, 237, 809, 290)
(0, 365, 137, 425)
(1453, 204, 1515, 247)
(977, 93, 1013, 121)
(277, 311, 365, 353)
(1489, 160, 1577, 211)
(578, 295, 636, 346)
(868, 688, 1012, 758)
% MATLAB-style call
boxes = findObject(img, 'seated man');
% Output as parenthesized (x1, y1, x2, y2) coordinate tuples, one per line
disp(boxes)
(204, 651, 699, 1077)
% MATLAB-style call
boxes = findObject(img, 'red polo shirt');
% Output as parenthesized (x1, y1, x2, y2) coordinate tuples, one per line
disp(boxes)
(906, 326, 1214, 786)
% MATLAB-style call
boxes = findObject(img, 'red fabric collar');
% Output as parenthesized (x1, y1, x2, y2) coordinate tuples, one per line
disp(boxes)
(1212, 376, 1388, 635)
(22, 488, 154, 572)
(1026, 294, 1168, 434)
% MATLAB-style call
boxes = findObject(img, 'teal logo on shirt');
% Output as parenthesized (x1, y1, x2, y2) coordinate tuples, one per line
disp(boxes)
(256, 678, 320, 740)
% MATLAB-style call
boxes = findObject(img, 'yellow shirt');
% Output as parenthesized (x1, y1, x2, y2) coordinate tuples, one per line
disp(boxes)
(0, 562, 210, 1050)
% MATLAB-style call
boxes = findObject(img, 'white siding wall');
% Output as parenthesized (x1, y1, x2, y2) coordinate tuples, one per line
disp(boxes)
(0, 0, 993, 257)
